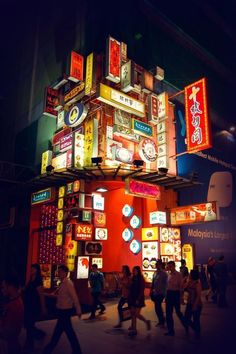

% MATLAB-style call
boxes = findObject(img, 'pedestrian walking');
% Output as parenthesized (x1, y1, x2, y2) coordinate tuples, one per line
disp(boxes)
(150, 260, 168, 327)
(180, 259, 189, 304)
(23, 263, 47, 351)
(164, 261, 187, 336)
(87, 264, 106, 319)
(214, 255, 228, 307)
(43, 265, 82, 354)
(184, 269, 202, 337)
(0, 274, 24, 354)
(128, 266, 151, 336)
(114, 265, 132, 328)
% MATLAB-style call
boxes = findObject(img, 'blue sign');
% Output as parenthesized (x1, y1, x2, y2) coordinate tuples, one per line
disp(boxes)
(132, 119, 153, 137)
(31, 188, 53, 205)
(65, 103, 88, 128)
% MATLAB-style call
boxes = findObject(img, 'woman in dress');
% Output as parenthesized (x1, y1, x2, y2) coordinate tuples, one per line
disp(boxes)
(128, 266, 151, 336)
(114, 265, 132, 328)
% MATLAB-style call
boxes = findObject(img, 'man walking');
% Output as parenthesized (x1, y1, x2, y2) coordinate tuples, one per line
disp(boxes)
(88, 264, 106, 319)
(164, 261, 187, 336)
(150, 260, 168, 327)
(43, 265, 82, 354)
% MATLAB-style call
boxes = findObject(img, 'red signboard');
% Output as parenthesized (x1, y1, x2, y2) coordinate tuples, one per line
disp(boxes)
(74, 224, 93, 241)
(43, 87, 58, 118)
(106, 36, 121, 83)
(185, 78, 212, 153)
(94, 212, 106, 227)
(126, 179, 161, 199)
(69, 51, 84, 82)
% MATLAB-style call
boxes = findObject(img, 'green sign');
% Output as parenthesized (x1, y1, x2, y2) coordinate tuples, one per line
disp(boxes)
(132, 119, 153, 137)
(31, 188, 53, 205)
(82, 210, 92, 222)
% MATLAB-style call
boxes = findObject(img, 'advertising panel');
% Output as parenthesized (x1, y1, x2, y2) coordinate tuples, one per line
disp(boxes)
(64, 82, 85, 105)
(31, 188, 55, 205)
(150, 211, 167, 225)
(142, 227, 158, 241)
(142, 242, 158, 270)
(85, 241, 103, 255)
(74, 224, 93, 241)
(106, 36, 121, 83)
(77, 257, 89, 279)
(43, 87, 58, 118)
(85, 53, 95, 95)
(126, 179, 161, 199)
(64, 103, 88, 128)
(95, 228, 108, 240)
(41, 150, 52, 174)
(121, 60, 134, 92)
(68, 51, 84, 83)
(170, 201, 219, 225)
(184, 78, 212, 153)
(157, 92, 169, 120)
(73, 131, 84, 168)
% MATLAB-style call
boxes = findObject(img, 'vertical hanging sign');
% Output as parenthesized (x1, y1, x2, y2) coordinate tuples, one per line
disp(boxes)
(68, 51, 84, 83)
(185, 78, 212, 153)
(105, 36, 121, 83)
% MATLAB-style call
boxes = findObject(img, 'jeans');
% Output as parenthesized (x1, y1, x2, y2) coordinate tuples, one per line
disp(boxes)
(43, 308, 82, 354)
(117, 297, 128, 322)
(185, 304, 202, 333)
(166, 290, 186, 333)
(153, 294, 165, 324)
(91, 292, 105, 316)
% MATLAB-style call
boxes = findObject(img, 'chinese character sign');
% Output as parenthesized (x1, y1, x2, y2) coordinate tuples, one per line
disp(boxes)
(185, 78, 212, 153)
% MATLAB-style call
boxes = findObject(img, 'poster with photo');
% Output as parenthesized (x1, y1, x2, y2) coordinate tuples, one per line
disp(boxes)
(142, 242, 158, 271)
(77, 256, 89, 279)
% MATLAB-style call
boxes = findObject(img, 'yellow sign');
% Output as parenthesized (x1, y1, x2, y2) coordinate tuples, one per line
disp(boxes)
(182, 243, 194, 271)
(56, 221, 63, 234)
(41, 150, 52, 174)
(56, 234, 63, 246)
(64, 82, 85, 103)
(142, 227, 158, 241)
(58, 198, 64, 210)
(58, 186, 66, 198)
(97, 83, 145, 117)
(57, 209, 64, 221)
(65, 236, 78, 271)
(84, 118, 98, 166)
(85, 53, 94, 95)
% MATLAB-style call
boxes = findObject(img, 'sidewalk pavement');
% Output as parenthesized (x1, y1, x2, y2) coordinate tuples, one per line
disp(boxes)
(20, 286, 236, 354)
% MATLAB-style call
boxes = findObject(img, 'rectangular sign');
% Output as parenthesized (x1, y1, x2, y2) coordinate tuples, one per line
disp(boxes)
(157, 92, 169, 120)
(52, 150, 72, 171)
(73, 131, 84, 168)
(142, 227, 158, 241)
(126, 179, 161, 199)
(64, 82, 85, 104)
(185, 78, 212, 153)
(150, 211, 167, 225)
(92, 257, 103, 269)
(68, 51, 84, 82)
(31, 188, 54, 205)
(106, 36, 121, 83)
(148, 94, 158, 124)
(77, 256, 89, 279)
(95, 228, 108, 240)
(60, 133, 73, 152)
(94, 212, 106, 227)
(142, 242, 158, 270)
(121, 60, 134, 92)
(170, 201, 219, 225)
(132, 119, 153, 137)
(85, 53, 95, 95)
(74, 224, 93, 241)
(114, 109, 131, 128)
(43, 87, 58, 117)
(56, 110, 65, 130)
(97, 83, 145, 117)
(41, 150, 52, 174)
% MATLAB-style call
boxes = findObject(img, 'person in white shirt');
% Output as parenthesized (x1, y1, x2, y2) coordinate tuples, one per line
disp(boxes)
(43, 265, 82, 354)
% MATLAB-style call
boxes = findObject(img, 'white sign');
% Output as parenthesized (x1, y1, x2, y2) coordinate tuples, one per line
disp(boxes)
(92, 258, 103, 269)
(130, 215, 142, 229)
(93, 194, 105, 211)
(74, 131, 84, 168)
(57, 110, 65, 130)
(157, 132, 167, 145)
(122, 204, 133, 217)
(95, 228, 108, 240)
(122, 228, 134, 242)
(150, 211, 167, 225)
(77, 256, 89, 279)
(142, 242, 158, 270)
(157, 121, 166, 134)
(129, 239, 141, 254)
(158, 144, 167, 157)
(157, 155, 169, 169)
(111, 89, 145, 115)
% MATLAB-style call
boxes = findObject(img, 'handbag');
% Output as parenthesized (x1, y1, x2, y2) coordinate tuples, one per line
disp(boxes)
(120, 306, 131, 322)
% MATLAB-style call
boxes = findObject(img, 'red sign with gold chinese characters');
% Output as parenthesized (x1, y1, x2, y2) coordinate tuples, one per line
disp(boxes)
(106, 36, 121, 83)
(185, 78, 212, 153)
(74, 224, 93, 241)
(69, 51, 84, 82)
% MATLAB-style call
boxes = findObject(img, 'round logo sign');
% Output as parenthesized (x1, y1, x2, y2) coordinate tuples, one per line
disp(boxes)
(65, 103, 88, 128)
(138, 138, 158, 163)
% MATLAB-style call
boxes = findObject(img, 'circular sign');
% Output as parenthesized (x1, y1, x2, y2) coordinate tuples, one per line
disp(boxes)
(130, 215, 141, 229)
(122, 228, 134, 242)
(65, 103, 88, 128)
(138, 138, 158, 163)
(129, 239, 141, 254)
(122, 204, 134, 217)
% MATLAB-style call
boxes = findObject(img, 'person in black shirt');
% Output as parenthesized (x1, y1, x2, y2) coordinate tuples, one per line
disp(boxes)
(23, 263, 46, 351)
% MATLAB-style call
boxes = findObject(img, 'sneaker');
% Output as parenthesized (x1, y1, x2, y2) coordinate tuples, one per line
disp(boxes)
(146, 320, 151, 331)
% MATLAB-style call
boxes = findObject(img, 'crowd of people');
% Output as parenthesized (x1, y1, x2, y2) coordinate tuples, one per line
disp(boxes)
(0, 255, 229, 354)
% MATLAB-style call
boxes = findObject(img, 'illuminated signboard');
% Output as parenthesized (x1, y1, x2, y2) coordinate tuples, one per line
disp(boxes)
(68, 51, 84, 83)
(142, 227, 158, 241)
(182, 244, 194, 271)
(41, 150, 52, 174)
(73, 131, 84, 168)
(150, 211, 167, 225)
(59, 133, 73, 152)
(85, 241, 102, 255)
(93, 194, 105, 211)
(95, 228, 108, 240)
(52, 150, 72, 171)
(126, 179, 161, 199)
(121, 60, 134, 92)
(106, 36, 121, 83)
(157, 92, 169, 120)
(138, 138, 158, 163)
(132, 119, 153, 137)
(170, 201, 219, 226)
(142, 242, 158, 270)
(74, 224, 93, 241)
(185, 78, 212, 153)
(43, 87, 58, 118)
(31, 188, 54, 205)
(56, 110, 65, 130)
(97, 83, 145, 118)
(64, 103, 88, 128)
(64, 82, 85, 104)
(85, 53, 95, 95)
(94, 212, 106, 227)
(148, 94, 159, 125)
(77, 257, 89, 279)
